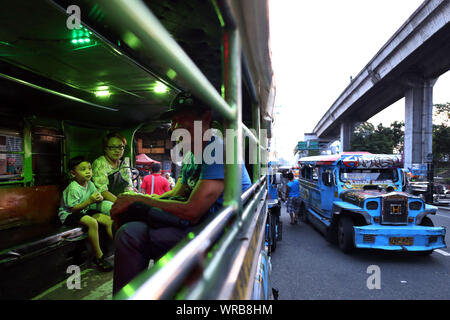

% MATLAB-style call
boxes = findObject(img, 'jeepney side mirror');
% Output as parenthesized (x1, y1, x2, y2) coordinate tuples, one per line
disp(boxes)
(400, 169, 407, 191)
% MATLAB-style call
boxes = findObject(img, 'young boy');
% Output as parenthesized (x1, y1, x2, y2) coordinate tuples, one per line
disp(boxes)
(59, 156, 114, 271)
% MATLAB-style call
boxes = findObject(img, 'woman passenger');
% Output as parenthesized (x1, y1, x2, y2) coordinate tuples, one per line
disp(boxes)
(92, 132, 134, 203)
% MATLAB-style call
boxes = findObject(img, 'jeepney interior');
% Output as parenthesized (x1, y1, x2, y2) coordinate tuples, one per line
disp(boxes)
(0, 0, 270, 299)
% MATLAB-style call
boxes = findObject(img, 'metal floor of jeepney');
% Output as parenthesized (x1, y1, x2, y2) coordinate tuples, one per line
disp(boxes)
(32, 256, 114, 300)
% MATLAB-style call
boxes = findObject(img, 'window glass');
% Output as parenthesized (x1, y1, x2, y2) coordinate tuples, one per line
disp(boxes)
(32, 127, 64, 186)
(339, 169, 398, 183)
(312, 167, 319, 181)
(0, 131, 23, 181)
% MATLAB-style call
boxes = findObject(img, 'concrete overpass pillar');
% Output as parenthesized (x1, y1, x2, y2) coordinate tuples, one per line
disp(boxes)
(403, 77, 437, 170)
(340, 121, 355, 152)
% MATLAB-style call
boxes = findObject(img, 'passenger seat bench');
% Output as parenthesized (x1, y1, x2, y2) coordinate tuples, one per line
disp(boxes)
(0, 221, 87, 265)
(0, 185, 90, 299)
(0, 220, 89, 299)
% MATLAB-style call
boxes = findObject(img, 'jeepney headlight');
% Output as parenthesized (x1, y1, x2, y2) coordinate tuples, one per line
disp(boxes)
(409, 201, 422, 211)
(366, 201, 378, 210)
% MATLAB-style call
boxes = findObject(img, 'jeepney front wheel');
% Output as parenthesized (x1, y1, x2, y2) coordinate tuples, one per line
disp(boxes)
(338, 215, 355, 254)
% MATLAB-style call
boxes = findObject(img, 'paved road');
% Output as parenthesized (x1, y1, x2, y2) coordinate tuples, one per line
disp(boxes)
(271, 205, 450, 300)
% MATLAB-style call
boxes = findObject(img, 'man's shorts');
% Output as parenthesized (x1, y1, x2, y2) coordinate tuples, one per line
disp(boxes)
(286, 197, 300, 213)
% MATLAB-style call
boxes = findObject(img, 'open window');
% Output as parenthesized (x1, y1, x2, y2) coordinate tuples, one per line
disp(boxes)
(312, 167, 319, 182)
(322, 169, 333, 186)
(0, 130, 24, 183)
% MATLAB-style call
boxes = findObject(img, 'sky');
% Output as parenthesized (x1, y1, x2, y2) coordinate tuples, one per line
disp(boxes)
(268, 0, 450, 164)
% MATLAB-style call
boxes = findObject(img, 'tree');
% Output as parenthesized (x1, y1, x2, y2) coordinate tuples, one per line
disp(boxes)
(433, 102, 450, 161)
(387, 121, 404, 153)
(350, 122, 401, 154)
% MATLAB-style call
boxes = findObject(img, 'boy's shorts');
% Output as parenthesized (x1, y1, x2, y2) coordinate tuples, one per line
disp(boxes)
(63, 209, 98, 226)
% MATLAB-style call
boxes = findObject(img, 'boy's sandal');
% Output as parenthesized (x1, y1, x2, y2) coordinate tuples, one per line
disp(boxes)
(94, 256, 113, 271)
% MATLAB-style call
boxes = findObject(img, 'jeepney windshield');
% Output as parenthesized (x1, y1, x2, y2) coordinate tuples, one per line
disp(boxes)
(339, 168, 398, 183)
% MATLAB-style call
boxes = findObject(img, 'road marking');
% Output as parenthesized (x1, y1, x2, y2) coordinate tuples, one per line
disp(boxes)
(435, 249, 450, 256)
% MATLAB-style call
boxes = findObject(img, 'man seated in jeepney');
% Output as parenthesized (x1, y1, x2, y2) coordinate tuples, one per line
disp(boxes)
(110, 92, 252, 295)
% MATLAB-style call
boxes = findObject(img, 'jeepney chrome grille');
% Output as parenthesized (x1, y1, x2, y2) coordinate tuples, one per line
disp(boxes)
(382, 198, 408, 225)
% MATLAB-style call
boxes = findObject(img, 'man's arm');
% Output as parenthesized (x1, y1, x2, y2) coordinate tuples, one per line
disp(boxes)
(111, 179, 224, 224)
(158, 177, 186, 198)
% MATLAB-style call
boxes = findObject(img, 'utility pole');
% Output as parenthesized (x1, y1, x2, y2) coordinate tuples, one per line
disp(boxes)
(426, 152, 434, 204)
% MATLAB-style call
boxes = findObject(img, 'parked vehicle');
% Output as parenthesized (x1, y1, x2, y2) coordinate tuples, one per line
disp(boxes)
(267, 166, 282, 253)
(433, 184, 450, 205)
(275, 166, 291, 202)
(407, 181, 450, 205)
(297, 152, 447, 254)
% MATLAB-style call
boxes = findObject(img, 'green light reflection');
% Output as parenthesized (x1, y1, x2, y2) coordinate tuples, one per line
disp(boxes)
(122, 284, 135, 297)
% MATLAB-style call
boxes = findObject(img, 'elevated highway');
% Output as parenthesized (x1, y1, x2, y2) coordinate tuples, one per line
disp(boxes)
(313, 0, 450, 169)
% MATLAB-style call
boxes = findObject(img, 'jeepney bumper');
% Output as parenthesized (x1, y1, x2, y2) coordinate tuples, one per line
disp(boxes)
(354, 225, 446, 251)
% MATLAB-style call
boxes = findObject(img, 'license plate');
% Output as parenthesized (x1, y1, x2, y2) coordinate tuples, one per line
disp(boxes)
(389, 237, 413, 246)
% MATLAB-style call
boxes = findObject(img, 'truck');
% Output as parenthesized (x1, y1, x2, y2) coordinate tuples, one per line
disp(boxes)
(297, 152, 447, 254)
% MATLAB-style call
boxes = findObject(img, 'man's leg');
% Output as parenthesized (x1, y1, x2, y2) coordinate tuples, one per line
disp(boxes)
(113, 221, 151, 295)
(113, 221, 190, 296)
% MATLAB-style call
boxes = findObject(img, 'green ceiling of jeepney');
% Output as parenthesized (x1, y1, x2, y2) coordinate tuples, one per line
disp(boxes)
(0, 0, 223, 127)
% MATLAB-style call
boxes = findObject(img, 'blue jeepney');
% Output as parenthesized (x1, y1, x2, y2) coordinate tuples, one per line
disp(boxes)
(298, 152, 447, 254)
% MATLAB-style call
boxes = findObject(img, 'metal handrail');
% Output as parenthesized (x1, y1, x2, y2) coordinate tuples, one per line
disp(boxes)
(241, 175, 267, 204)
(0, 73, 118, 112)
(129, 205, 235, 300)
(243, 124, 267, 151)
(127, 177, 267, 300)
(186, 181, 268, 299)
(96, 0, 236, 121)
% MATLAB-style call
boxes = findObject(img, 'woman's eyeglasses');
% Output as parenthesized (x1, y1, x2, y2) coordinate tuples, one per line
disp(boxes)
(107, 145, 125, 150)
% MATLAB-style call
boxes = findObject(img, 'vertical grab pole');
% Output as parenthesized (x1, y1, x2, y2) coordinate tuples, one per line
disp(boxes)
(252, 104, 261, 183)
(222, 29, 243, 214)
(260, 118, 268, 178)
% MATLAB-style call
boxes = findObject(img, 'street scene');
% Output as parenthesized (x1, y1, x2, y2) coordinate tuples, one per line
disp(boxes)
(271, 205, 450, 300)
